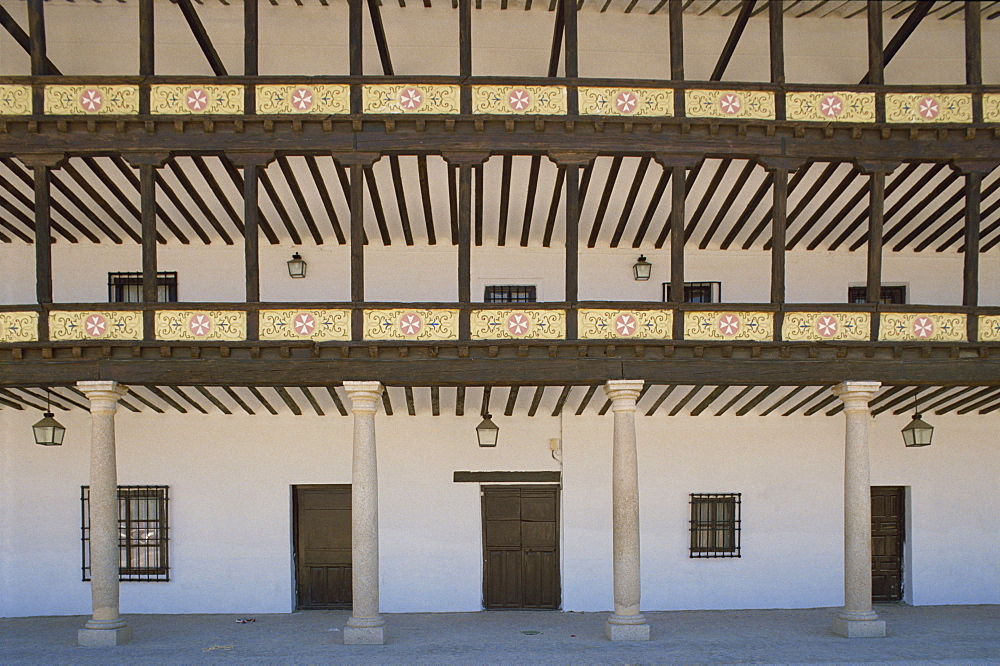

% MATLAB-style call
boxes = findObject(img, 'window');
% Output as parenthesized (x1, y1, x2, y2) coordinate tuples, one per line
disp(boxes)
(663, 281, 721, 303)
(690, 493, 740, 558)
(847, 285, 906, 305)
(108, 272, 178, 303)
(484, 285, 537, 303)
(82, 485, 169, 581)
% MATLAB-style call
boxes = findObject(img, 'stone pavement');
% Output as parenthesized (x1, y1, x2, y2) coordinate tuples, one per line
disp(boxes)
(1, 605, 998, 664)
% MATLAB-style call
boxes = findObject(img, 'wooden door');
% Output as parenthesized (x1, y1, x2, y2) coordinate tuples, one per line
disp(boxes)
(482, 485, 560, 610)
(293, 485, 352, 609)
(871, 486, 905, 602)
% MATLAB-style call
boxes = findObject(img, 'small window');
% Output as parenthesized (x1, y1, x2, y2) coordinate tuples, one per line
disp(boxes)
(663, 282, 721, 303)
(847, 285, 906, 305)
(690, 493, 741, 558)
(82, 485, 169, 581)
(108, 272, 178, 303)
(484, 285, 537, 303)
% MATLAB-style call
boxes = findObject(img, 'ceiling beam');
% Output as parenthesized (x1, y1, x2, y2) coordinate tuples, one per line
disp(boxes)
(0, 3, 59, 74)
(710, 0, 757, 81)
(367, 0, 394, 75)
(860, 0, 933, 84)
(176, 0, 229, 76)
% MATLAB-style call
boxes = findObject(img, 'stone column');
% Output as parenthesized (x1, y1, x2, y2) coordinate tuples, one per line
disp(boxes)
(77, 380, 132, 647)
(343, 381, 386, 645)
(831, 381, 886, 638)
(603, 379, 650, 641)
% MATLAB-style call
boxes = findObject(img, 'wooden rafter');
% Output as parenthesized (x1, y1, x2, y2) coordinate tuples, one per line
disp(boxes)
(276, 156, 323, 245)
(167, 160, 236, 244)
(176, 0, 229, 75)
(710, 0, 757, 81)
(609, 156, 652, 248)
(586, 156, 623, 248)
(742, 162, 819, 249)
(388, 156, 415, 246)
(520, 156, 542, 246)
(0, 3, 60, 74)
(860, 0, 933, 84)
(686, 158, 732, 242)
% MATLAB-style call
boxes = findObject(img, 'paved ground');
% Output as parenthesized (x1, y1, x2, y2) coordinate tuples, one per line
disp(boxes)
(1, 605, 998, 664)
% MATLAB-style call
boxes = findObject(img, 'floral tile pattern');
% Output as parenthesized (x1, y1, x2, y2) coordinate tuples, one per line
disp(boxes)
(44, 85, 139, 115)
(260, 309, 351, 341)
(472, 86, 567, 115)
(879, 313, 966, 342)
(786, 91, 875, 123)
(578, 87, 674, 117)
(150, 85, 244, 115)
(256, 84, 350, 114)
(155, 310, 246, 341)
(49, 311, 142, 341)
(684, 311, 774, 341)
(364, 309, 459, 341)
(984, 94, 1000, 124)
(0, 312, 38, 342)
(471, 309, 566, 340)
(578, 309, 673, 339)
(885, 93, 972, 123)
(979, 315, 1000, 343)
(782, 312, 871, 342)
(362, 85, 460, 114)
(0, 85, 31, 115)
(684, 90, 775, 120)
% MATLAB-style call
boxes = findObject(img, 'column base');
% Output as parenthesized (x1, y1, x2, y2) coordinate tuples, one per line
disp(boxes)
(78, 625, 132, 646)
(605, 614, 650, 641)
(344, 616, 386, 645)
(832, 615, 886, 638)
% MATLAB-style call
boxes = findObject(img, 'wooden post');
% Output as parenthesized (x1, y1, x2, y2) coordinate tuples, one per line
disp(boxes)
(244, 0, 258, 113)
(459, 0, 472, 114)
(769, 0, 784, 119)
(565, 164, 580, 339)
(27, 0, 46, 113)
(34, 165, 52, 309)
(459, 162, 472, 339)
(771, 168, 787, 305)
(548, 0, 565, 77)
(349, 0, 363, 114)
(963, 171, 981, 311)
(966, 1, 982, 122)
(867, 0, 885, 122)
(139, 0, 153, 114)
(866, 170, 885, 307)
(244, 164, 260, 302)
(348, 160, 368, 340)
(140, 164, 157, 339)
(670, 165, 685, 338)
(562, 0, 578, 113)
(669, 0, 684, 116)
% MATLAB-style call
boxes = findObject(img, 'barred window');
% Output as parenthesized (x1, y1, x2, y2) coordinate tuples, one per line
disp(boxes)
(82, 486, 169, 581)
(484, 285, 537, 303)
(663, 281, 721, 303)
(847, 285, 906, 305)
(690, 493, 740, 558)
(108, 271, 178, 303)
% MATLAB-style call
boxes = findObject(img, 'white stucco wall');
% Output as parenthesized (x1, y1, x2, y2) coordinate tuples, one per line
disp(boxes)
(1, 402, 997, 618)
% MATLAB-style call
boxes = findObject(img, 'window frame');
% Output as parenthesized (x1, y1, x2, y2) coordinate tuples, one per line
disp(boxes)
(847, 284, 906, 305)
(689, 493, 741, 559)
(484, 285, 537, 303)
(663, 281, 722, 304)
(108, 271, 178, 303)
(81, 485, 170, 582)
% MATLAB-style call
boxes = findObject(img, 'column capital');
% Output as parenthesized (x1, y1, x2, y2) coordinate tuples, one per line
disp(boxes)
(831, 381, 881, 410)
(604, 379, 644, 409)
(344, 380, 384, 413)
(77, 381, 129, 412)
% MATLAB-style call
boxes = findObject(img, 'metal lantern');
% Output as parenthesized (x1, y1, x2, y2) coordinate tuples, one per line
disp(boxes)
(901, 412, 933, 447)
(32, 391, 65, 446)
(287, 252, 307, 278)
(633, 255, 652, 281)
(476, 413, 499, 448)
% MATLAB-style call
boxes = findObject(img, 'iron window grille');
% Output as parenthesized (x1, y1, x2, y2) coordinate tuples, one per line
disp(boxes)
(108, 271, 178, 303)
(690, 493, 741, 558)
(81, 485, 169, 581)
(663, 281, 721, 303)
(484, 285, 537, 303)
(847, 285, 906, 305)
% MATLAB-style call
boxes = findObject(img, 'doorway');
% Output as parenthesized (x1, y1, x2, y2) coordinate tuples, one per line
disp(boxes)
(293, 485, 352, 609)
(481, 485, 560, 610)
(871, 486, 905, 602)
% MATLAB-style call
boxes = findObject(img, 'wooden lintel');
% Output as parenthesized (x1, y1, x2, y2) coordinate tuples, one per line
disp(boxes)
(228, 152, 276, 168)
(757, 156, 805, 172)
(121, 153, 171, 169)
(16, 153, 66, 170)
(951, 160, 999, 176)
(442, 151, 490, 166)
(547, 151, 596, 167)
(854, 160, 900, 175)
(334, 151, 381, 167)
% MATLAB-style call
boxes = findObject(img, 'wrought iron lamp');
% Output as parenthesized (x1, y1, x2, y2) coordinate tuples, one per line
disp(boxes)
(32, 391, 66, 447)
(633, 255, 652, 281)
(287, 252, 307, 278)
(476, 413, 499, 448)
(901, 397, 933, 447)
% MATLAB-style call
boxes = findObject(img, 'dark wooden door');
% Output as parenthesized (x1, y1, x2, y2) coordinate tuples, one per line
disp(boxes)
(482, 485, 560, 610)
(871, 486, 905, 602)
(294, 485, 352, 609)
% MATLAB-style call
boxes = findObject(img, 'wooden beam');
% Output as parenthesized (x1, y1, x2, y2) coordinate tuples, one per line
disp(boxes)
(0, 3, 59, 74)
(247, 386, 278, 415)
(431, 385, 440, 416)
(655, 162, 701, 248)
(277, 156, 324, 244)
(562, 0, 578, 81)
(873, 165, 956, 249)
(459, 0, 472, 112)
(966, 1, 982, 89)
(404, 386, 416, 416)
(528, 385, 545, 417)
(140, 0, 154, 77)
(450, 163, 460, 246)
(154, 169, 212, 244)
(222, 385, 255, 415)
(33, 165, 51, 307)
(456, 385, 466, 416)
(866, 169, 886, 304)
(631, 167, 669, 248)
(167, 160, 235, 244)
(963, 172, 982, 309)
(815, 163, 915, 252)
(741, 162, 817, 249)
(259, 169, 302, 245)
(498, 155, 512, 246)
(645, 385, 677, 416)
(272, 386, 302, 415)
(170, 386, 208, 414)
(147, 385, 188, 413)
(770, 167, 787, 304)
(669, 385, 703, 416)
(610, 156, 651, 248)
(575, 384, 599, 415)
(140, 164, 158, 339)
(416, 155, 437, 245)
(551, 385, 573, 417)
(542, 166, 565, 248)
(301, 156, 345, 244)
(587, 156, 623, 248)
(548, 0, 565, 77)
(786, 166, 860, 250)
(710, 0, 756, 81)
(669, 0, 684, 80)
(27, 0, 48, 90)
(769, 0, 784, 85)
(244, 163, 260, 303)
(219, 157, 276, 244)
(860, 0, 931, 84)
(735, 385, 780, 416)
(61, 162, 142, 244)
(780, 385, 832, 416)
(176, 0, 228, 76)
(367, 0, 394, 75)
(5, 157, 99, 244)
(700, 160, 756, 249)
(669, 166, 685, 333)
(763, 162, 839, 250)
(565, 165, 580, 336)
(350, 0, 363, 112)
(196, 386, 233, 415)
(937, 177, 1000, 251)
(459, 162, 472, 336)
(504, 385, 519, 416)
(480, 385, 492, 417)
(520, 156, 542, 247)
(191, 156, 245, 236)
(759, 386, 805, 416)
(685, 158, 731, 242)
(364, 164, 391, 245)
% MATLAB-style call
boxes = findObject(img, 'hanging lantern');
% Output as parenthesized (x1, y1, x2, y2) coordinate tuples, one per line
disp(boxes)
(632, 255, 652, 281)
(476, 413, 499, 448)
(32, 391, 66, 446)
(287, 252, 307, 279)
(901, 412, 933, 447)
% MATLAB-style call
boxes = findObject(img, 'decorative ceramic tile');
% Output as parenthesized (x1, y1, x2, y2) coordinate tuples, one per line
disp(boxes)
(979, 315, 1000, 342)
(786, 91, 875, 123)
(155, 310, 246, 341)
(782, 312, 871, 342)
(578, 87, 674, 117)
(255, 84, 349, 115)
(0, 311, 38, 342)
(471, 309, 566, 340)
(150, 85, 244, 115)
(984, 94, 1000, 124)
(49, 311, 142, 341)
(885, 93, 972, 123)
(0, 85, 32, 115)
(684, 90, 775, 120)
(44, 85, 139, 115)
(259, 309, 351, 341)
(362, 84, 460, 114)
(684, 311, 774, 341)
(472, 85, 567, 115)
(364, 309, 460, 341)
(578, 309, 673, 339)
(879, 313, 966, 342)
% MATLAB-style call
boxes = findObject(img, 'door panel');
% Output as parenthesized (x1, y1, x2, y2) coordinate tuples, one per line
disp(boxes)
(871, 486, 905, 602)
(294, 485, 352, 609)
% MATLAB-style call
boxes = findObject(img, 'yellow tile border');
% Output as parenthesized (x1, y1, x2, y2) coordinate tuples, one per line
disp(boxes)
(49, 310, 142, 341)
(684, 311, 774, 341)
(0, 311, 38, 342)
(885, 93, 972, 123)
(782, 312, 871, 342)
(0, 84, 31, 115)
(578, 309, 673, 339)
(578, 87, 674, 117)
(471, 309, 566, 340)
(150, 84, 244, 115)
(259, 309, 351, 341)
(685, 89, 775, 120)
(44, 85, 139, 115)
(979, 315, 1000, 343)
(363, 308, 460, 341)
(472, 85, 567, 115)
(154, 310, 246, 341)
(879, 313, 966, 342)
(786, 91, 875, 123)
(362, 84, 460, 114)
(255, 84, 350, 115)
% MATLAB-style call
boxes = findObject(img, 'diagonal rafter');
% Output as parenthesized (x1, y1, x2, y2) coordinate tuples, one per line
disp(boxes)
(176, 0, 228, 75)
(710, 0, 757, 81)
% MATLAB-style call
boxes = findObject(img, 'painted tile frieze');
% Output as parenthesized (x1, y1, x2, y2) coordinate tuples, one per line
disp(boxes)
(879, 313, 966, 342)
(155, 310, 246, 341)
(0, 312, 38, 343)
(782, 312, 871, 342)
(684, 90, 775, 120)
(259, 309, 351, 341)
(885, 93, 972, 123)
(984, 94, 1000, 124)
(44, 85, 138, 115)
(578, 87, 674, 117)
(578, 309, 673, 340)
(471, 309, 566, 340)
(979, 315, 1000, 342)
(49, 311, 142, 341)
(150, 85, 244, 115)
(363, 309, 459, 341)
(684, 311, 773, 342)
(786, 91, 875, 123)
(472, 85, 567, 115)
(0, 85, 31, 115)
(362, 84, 460, 114)
(255, 84, 349, 115)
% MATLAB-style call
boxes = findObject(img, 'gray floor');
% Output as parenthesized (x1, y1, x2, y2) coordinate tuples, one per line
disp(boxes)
(1, 605, 998, 665)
